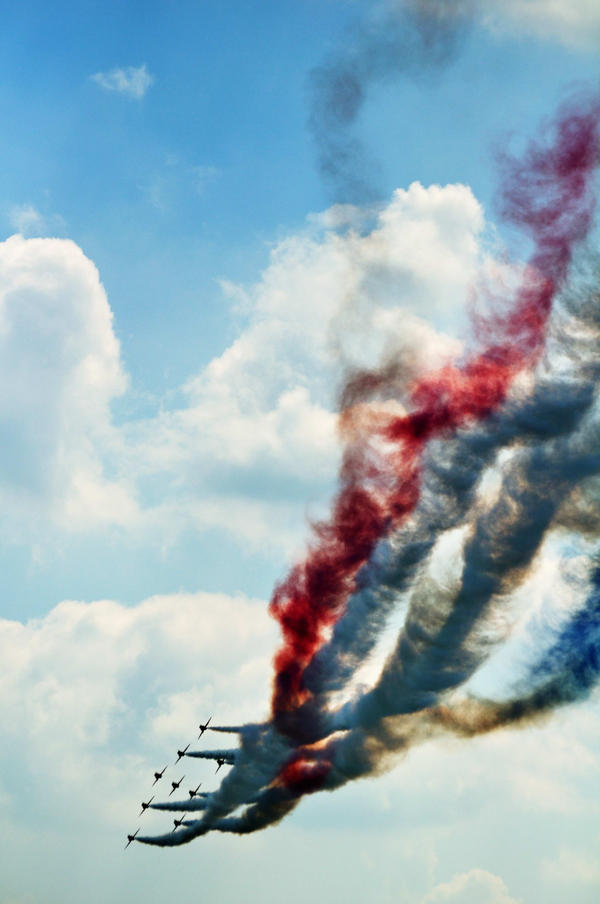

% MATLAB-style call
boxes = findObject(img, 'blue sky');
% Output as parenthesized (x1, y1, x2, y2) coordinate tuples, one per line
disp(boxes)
(1, 2, 600, 902)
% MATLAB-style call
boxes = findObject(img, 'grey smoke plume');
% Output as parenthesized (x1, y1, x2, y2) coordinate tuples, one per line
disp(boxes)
(309, 0, 473, 201)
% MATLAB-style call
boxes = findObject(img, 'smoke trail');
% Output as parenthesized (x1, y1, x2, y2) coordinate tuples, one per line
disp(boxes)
(306, 254, 600, 705)
(309, 0, 474, 202)
(212, 543, 600, 837)
(421, 562, 600, 744)
(255, 244, 598, 834)
(517, 562, 600, 708)
(228, 406, 600, 832)
(295, 373, 600, 807)
(135, 94, 600, 847)
(149, 798, 208, 812)
(303, 368, 596, 710)
(356, 413, 600, 724)
(182, 748, 236, 763)
(137, 347, 600, 845)
(194, 246, 600, 840)
(270, 92, 600, 730)
(360, 557, 600, 754)
(317, 272, 600, 736)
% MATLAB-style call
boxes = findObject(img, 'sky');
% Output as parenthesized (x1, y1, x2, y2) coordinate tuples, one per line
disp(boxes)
(1, 1, 600, 902)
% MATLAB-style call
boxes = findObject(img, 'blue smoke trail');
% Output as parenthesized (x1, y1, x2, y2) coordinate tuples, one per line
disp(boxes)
(528, 561, 600, 702)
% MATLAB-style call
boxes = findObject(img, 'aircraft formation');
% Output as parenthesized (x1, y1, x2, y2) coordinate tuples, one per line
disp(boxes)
(125, 716, 235, 848)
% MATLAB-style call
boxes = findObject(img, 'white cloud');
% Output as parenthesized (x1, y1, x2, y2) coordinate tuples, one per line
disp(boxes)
(541, 848, 600, 884)
(0, 591, 598, 902)
(477, 0, 600, 48)
(422, 868, 521, 904)
(8, 204, 46, 237)
(6, 203, 66, 238)
(91, 64, 154, 99)
(0, 591, 277, 827)
(118, 181, 479, 548)
(0, 184, 484, 550)
(0, 234, 134, 532)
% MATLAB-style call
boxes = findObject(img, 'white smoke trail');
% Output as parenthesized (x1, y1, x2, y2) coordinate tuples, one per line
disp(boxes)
(149, 798, 209, 812)
(182, 748, 236, 763)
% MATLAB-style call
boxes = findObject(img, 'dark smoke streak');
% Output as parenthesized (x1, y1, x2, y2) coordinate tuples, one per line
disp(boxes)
(308, 0, 473, 202)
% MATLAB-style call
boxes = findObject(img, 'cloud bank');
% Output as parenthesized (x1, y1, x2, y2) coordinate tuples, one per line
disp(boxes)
(0, 591, 276, 826)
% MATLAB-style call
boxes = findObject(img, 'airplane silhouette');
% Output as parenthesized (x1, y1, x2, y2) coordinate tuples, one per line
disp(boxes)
(125, 828, 140, 849)
(188, 784, 202, 799)
(152, 766, 167, 785)
(172, 815, 187, 831)
(198, 716, 212, 738)
(139, 796, 154, 816)
(215, 757, 226, 773)
(169, 775, 185, 796)
(175, 743, 190, 764)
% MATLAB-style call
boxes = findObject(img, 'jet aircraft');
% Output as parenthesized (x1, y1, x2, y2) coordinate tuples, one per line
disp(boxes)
(215, 757, 226, 773)
(188, 784, 202, 799)
(125, 828, 140, 849)
(172, 815, 187, 831)
(175, 744, 190, 764)
(198, 716, 212, 738)
(152, 766, 167, 785)
(139, 796, 154, 816)
(169, 775, 185, 796)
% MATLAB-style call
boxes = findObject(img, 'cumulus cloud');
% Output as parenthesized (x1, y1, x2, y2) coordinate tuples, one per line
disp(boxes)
(0, 592, 276, 826)
(0, 184, 485, 549)
(90, 64, 154, 99)
(0, 235, 134, 532)
(1, 587, 596, 836)
(422, 868, 521, 904)
(120, 181, 479, 548)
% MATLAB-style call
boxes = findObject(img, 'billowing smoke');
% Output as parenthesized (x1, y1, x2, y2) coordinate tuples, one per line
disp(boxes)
(308, 0, 474, 202)
(135, 93, 600, 847)
(269, 89, 600, 730)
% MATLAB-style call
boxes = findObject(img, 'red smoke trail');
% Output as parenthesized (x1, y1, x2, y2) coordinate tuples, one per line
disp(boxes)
(279, 753, 332, 796)
(269, 95, 600, 739)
